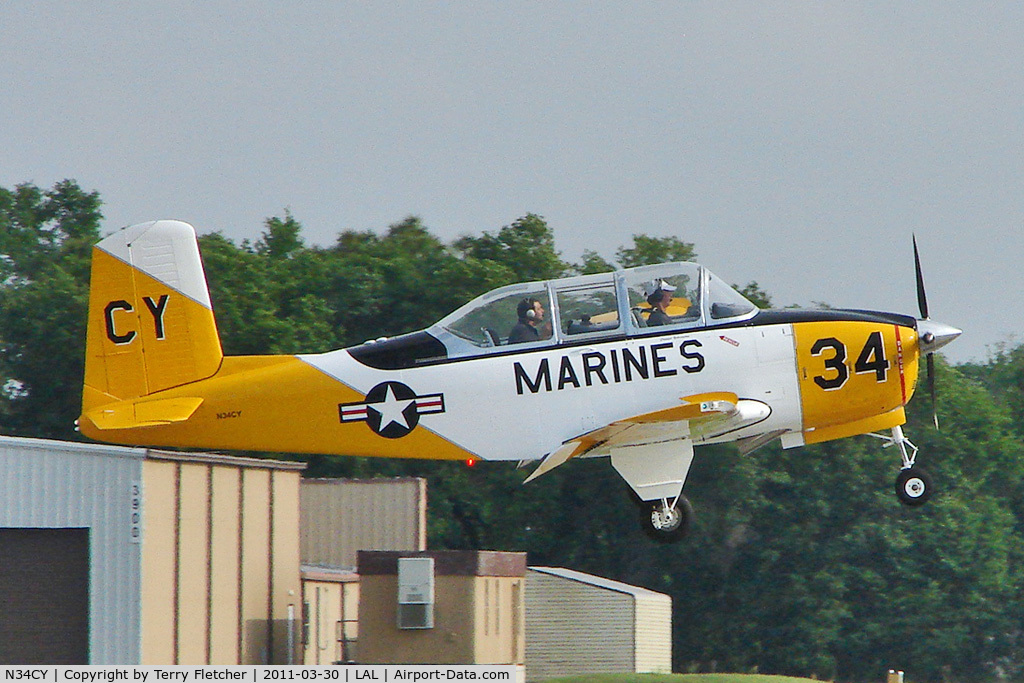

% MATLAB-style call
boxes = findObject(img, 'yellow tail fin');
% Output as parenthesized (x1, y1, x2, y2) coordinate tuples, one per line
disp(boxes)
(82, 221, 223, 412)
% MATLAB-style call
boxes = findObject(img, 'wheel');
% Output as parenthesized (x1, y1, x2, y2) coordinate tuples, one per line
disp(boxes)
(639, 495, 693, 543)
(895, 467, 933, 506)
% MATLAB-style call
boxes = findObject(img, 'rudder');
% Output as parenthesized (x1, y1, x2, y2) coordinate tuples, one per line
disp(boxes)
(82, 220, 223, 412)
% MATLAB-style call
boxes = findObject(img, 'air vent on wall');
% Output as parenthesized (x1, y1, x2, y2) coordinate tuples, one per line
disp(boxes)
(397, 557, 434, 629)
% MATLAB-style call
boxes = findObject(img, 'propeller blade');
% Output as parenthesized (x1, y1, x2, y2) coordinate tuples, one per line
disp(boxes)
(913, 237, 952, 429)
(927, 352, 938, 429)
(913, 234, 929, 320)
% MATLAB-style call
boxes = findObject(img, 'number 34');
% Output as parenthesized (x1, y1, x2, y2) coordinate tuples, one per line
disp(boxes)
(811, 331, 889, 390)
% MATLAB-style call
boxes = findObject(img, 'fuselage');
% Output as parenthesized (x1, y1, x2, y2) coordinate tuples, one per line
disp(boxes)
(80, 307, 920, 462)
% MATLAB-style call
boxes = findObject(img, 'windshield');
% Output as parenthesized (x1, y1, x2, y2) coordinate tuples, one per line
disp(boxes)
(438, 282, 553, 348)
(707, 271, 757, 320)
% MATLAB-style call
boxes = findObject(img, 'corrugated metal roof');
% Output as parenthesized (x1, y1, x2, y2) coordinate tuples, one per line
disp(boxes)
(301, 564, 360, 583)
(145, 449, 306, 470)
(360, 550, 527, 577)
(0, 434, 148, 460)
(528, 566, 669, 599)
(525, 567, 673, 680)
(0, 435, 307, 470)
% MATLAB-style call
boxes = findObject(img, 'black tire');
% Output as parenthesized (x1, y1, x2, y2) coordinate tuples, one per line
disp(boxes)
(639, 495, 693, 543)
(895, 467, 933, 506)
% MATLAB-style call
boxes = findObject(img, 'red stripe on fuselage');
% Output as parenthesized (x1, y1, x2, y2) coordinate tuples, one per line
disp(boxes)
(895, 324, 907, 405)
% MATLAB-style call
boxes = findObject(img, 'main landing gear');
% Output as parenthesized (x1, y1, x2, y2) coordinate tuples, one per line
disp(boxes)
(638, 495, 693, 543)
(612, 439, 697, 544)
(874, 425, 934, 507)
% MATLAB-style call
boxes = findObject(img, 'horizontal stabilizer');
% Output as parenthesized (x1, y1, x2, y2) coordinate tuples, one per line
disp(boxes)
(84, 396, 204, 430)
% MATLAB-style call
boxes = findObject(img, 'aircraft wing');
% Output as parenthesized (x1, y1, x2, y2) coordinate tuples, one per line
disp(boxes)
(523, 392, 769, 483)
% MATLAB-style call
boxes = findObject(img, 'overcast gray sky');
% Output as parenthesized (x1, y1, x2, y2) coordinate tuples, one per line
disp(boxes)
(4, 3, 1022, 364)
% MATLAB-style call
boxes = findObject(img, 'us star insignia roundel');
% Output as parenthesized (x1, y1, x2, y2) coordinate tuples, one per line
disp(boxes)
(338, 381, 446, 438)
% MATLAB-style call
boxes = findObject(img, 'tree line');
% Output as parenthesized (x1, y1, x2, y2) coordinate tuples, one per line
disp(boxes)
(3, 180, 1024, 681)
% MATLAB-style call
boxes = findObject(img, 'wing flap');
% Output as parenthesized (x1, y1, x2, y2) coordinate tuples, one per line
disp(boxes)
(522, 441, 586, 483)
(524, 392, 750, 482)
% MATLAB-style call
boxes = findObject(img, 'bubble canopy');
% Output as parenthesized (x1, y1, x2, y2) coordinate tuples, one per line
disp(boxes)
(432, 262, 758, 359)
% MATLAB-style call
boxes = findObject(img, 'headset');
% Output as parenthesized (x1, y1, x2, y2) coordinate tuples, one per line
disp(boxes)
(518, 297, 537, 320)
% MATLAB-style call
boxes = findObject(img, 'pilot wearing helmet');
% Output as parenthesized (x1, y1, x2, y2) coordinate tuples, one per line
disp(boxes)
(645, 279, 676, 326)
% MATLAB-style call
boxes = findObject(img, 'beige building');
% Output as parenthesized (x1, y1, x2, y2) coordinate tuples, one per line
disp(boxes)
(139, 450, 304, 664)
(0, 436, 305, 665)
(3, 436, 671, 670)
(525, 566, 672, 681)
(300, 565, 360, 664)
(357, 550, 526, 666)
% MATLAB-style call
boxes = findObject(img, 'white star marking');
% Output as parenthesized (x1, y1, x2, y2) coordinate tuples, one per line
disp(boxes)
(368, 385, 415, 431)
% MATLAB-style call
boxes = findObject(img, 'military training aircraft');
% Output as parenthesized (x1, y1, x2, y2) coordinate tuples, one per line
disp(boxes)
(79, 221, 961, 541)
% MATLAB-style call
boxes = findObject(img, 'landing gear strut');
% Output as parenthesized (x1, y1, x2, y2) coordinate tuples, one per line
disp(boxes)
(873, 426, 934, 507)
(639, 495, 693, 543)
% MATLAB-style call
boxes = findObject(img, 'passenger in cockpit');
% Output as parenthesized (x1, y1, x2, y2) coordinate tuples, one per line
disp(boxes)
(645, 280, 676, 326)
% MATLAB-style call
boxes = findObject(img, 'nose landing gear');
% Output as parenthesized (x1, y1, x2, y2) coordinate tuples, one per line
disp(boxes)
(873, 425, 934, 507)
(895, 467, 933, 506)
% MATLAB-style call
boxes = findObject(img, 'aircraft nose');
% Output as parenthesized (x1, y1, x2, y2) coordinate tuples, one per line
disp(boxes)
(917, 319, 962, 354)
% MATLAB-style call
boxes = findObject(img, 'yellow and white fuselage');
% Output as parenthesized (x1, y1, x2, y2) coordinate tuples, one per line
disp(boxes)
(79, 221, 960, 531)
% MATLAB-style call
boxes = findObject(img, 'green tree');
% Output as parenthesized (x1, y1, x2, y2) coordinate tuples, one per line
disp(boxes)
(615, 233, 696, 267)
(199, 219, 343, 355)
(255, 209, 304, 259)
(0, 180, 102, 438)
(574, 249, 616, 275)
(961, 343, 1024, 437)
(737, 281, 772, 308)
(454, 213, 568, 282)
